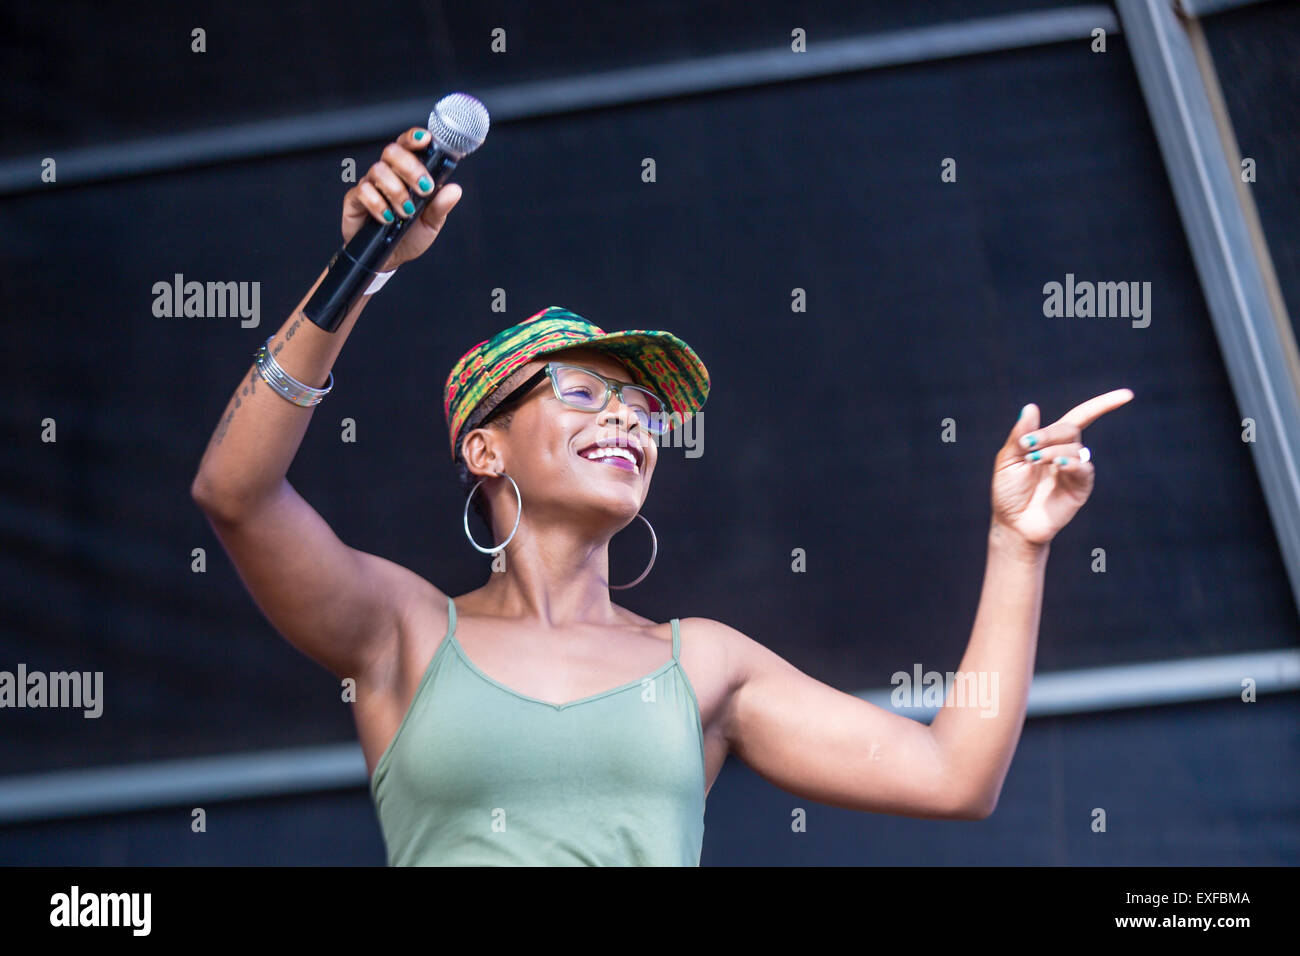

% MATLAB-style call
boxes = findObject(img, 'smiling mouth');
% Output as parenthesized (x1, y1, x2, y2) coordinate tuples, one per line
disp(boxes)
(576, 447, 640, 473)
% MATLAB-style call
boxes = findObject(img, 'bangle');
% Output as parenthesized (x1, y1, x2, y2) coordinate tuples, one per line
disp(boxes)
(365, 268, 396, 295)
(255, 336, 334, 407)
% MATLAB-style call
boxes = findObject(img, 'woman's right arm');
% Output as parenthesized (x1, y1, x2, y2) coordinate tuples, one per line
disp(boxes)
(190, 127, 463, 681)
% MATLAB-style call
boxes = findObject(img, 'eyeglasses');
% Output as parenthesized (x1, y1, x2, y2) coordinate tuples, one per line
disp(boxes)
(481, 362, 671, 434)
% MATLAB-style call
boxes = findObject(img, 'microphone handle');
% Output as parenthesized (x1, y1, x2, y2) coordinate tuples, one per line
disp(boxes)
(303, 144, 461, 332)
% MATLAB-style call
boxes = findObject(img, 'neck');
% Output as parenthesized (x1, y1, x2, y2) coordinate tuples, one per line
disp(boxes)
(472, 513, 635, 627)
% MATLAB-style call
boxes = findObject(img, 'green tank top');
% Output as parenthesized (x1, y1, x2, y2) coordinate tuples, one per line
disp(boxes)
(369, 595, 707, 865)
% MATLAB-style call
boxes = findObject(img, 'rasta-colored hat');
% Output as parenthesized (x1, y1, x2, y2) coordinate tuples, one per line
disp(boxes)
(443, 306, 710, 461)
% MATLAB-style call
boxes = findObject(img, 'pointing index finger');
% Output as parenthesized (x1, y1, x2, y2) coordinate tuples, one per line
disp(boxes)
(1060, 388, 1135, 429)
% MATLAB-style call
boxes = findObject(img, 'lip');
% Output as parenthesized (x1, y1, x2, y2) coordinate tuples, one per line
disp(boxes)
(576, 436, 644, 471)
(580, 453, 638, 474)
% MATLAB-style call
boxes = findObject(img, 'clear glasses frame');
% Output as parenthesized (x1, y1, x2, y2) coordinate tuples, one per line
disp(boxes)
(482, 361, 671, 434)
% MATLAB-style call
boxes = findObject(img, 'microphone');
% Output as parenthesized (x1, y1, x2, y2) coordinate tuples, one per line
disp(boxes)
(303, 92, 490, 332)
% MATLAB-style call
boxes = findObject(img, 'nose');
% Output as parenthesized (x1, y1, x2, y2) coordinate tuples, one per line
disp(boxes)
(599, 392, 640, 432)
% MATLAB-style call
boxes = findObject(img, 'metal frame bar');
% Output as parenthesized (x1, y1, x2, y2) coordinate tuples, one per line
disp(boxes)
(2, 650, 1295, 825)
(1116, 0, 1300, 616)
(1175, 0, 1278, 17)
(0, 6, 1117, 196)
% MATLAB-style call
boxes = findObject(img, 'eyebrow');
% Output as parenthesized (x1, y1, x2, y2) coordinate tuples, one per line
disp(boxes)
(490, 361, 636, 420)
(560, 361, 635, 385)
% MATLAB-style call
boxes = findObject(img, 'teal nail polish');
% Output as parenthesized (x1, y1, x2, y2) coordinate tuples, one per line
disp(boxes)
(414, 130, 427, 141)
(1024, 435, 1037, 448)
(418, 176, 432, 192)
(382, 208, 394, 223)
(1056, 456, 1068, 466)
(1027, 450, 1041, 462)
(402, 200, 415, 215)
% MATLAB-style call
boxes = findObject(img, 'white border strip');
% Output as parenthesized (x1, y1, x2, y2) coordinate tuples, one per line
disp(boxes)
(1, 650, 1295, 824)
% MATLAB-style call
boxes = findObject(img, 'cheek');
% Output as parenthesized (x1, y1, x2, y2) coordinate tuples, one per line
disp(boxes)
(541, 425, 587, 471)
(639, 454, 656, 504)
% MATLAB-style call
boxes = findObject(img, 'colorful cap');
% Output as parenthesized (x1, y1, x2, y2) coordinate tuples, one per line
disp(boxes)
(444, 306, 710, 461)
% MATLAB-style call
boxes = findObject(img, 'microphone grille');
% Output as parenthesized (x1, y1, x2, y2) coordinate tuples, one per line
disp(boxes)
(428, 93, 490, 159)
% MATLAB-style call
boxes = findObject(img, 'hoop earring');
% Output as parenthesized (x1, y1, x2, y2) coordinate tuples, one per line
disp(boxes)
(463, 471, 523, 554)
(609, 513, 658, 590)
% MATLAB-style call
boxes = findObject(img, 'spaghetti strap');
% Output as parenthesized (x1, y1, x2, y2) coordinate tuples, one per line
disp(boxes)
(671, 618, 681, 661)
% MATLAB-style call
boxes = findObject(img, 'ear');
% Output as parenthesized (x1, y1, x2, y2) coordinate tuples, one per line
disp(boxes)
(461, 428, 502, 477)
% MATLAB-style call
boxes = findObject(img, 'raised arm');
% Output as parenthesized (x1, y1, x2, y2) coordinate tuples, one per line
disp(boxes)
(190, 128, 463, 680)
(710, 390, 1134, 820)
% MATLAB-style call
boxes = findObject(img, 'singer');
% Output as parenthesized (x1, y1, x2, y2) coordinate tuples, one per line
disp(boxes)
(191, 125, 1134, 866)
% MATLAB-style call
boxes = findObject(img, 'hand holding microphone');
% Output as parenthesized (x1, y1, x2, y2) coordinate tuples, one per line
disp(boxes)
(341, 128, 463, 272)
(305, 92, 489, 332)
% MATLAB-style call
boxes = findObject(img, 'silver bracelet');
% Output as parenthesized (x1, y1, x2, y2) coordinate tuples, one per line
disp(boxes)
(254, 336, 334, 407)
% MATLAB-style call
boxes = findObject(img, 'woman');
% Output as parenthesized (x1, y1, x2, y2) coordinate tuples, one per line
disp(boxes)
(191, 127, 1134, 866)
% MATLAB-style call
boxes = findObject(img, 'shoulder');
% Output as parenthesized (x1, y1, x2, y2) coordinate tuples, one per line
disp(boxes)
(674, 616, 764, 687)
(677, 616, 760, 653)
(676, 615, 745, 642)
(676, 616, 811, 701)
(673, 618, 794, 747)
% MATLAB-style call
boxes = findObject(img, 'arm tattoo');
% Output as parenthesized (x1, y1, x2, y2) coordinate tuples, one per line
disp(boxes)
(214, 362, 267, 447)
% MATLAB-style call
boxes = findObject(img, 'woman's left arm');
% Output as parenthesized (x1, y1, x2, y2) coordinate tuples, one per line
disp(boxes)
(711, 389, 1134, 819)
(928, 389, 1134, 815)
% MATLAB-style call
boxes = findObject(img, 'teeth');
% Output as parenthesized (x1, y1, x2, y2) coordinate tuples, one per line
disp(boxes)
(582, 446, 637, 467)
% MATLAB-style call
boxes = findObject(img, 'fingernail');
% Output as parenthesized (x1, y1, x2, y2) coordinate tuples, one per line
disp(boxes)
(382, 209, 395, 223)
(418, 176, 432, 193)
(402, 200, 415, 215)
(414, 130, 427, 142)
(1027, 450, 1042, 462)
(1056, 456, 1068, 466)
(1020, 434, 1037, 449)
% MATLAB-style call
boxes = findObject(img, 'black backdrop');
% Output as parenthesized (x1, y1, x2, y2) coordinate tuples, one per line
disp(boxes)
(1, 0, 1297, 864)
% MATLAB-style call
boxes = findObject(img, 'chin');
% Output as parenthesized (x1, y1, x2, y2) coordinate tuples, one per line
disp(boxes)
(577, 477, 646, 517)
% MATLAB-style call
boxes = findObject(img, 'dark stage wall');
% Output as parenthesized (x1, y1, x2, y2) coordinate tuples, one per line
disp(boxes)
(2, 0, 1297, 864)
